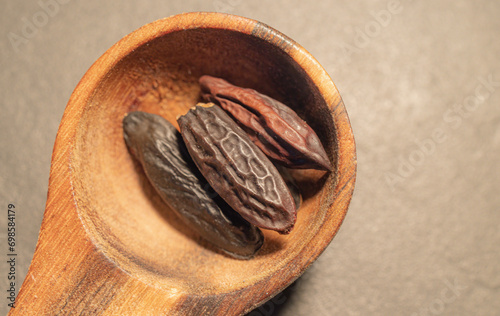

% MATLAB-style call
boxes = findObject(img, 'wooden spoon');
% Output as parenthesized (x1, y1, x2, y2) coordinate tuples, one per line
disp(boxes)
(10, 12, 356, 315)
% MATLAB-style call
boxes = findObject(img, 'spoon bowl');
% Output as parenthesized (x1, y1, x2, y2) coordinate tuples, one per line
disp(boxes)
(11, 12, 356, 315)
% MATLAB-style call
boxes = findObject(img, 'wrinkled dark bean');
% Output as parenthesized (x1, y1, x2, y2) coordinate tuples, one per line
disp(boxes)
(123, 111, 263, 259)
(178, 103, 297, 234)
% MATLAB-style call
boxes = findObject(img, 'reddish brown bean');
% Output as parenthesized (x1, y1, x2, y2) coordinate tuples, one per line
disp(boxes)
(199, 75, 332, 171)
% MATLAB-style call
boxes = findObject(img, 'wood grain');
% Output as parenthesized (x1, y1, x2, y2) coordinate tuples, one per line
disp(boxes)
(10, 12, 356, 315)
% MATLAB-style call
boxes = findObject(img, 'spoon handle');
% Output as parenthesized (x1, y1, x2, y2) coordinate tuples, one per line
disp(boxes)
(9, 173, 117, 314)
(9, 171, 178, 314)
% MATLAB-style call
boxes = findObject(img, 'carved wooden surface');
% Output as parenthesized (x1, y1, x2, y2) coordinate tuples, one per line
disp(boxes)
(10, 12, 356, 316)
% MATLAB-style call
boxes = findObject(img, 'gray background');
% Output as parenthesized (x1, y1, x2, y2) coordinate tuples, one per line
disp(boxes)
(1, 0, 499, 315)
